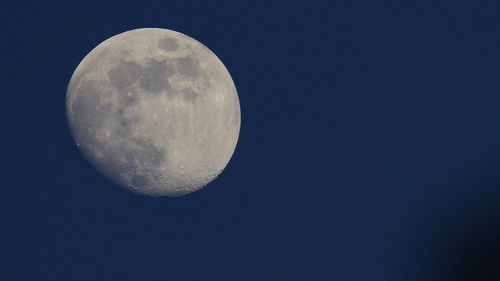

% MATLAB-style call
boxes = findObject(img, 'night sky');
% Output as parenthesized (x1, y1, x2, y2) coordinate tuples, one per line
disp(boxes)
(2, 0, 500, 280)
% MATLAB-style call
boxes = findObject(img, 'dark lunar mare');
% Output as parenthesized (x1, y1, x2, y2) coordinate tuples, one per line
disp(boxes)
(158, 38, 179, 52)
(69, 72, 168, 193)
(139, 59, 174, 93)
(175, 56, 200, 78)
(107, 61, 142, 90)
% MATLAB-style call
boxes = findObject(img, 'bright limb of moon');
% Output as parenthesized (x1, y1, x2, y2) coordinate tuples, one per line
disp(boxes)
(66, 28, 240, 197)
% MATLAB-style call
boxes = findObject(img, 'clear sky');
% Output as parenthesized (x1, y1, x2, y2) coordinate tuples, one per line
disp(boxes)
(2, 0, 500, 280)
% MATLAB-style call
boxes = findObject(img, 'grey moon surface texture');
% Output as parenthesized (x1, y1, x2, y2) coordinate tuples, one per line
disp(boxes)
(66, 28, 241, 197)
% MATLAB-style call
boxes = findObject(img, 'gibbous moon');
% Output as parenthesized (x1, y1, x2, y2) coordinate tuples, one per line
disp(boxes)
(66, 28, 240, 197)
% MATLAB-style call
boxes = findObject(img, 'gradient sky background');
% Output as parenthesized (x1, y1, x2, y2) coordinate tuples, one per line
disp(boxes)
(2, 0, 500, 280)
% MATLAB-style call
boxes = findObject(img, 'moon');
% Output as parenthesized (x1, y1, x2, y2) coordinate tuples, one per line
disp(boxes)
(66, 28, 240, 197)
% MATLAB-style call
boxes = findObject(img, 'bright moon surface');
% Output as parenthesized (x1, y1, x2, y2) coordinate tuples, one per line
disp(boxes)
(66, 28, 241, 197)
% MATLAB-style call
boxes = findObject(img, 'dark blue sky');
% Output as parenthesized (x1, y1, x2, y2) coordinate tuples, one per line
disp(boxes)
(2, 0, 500, 280)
